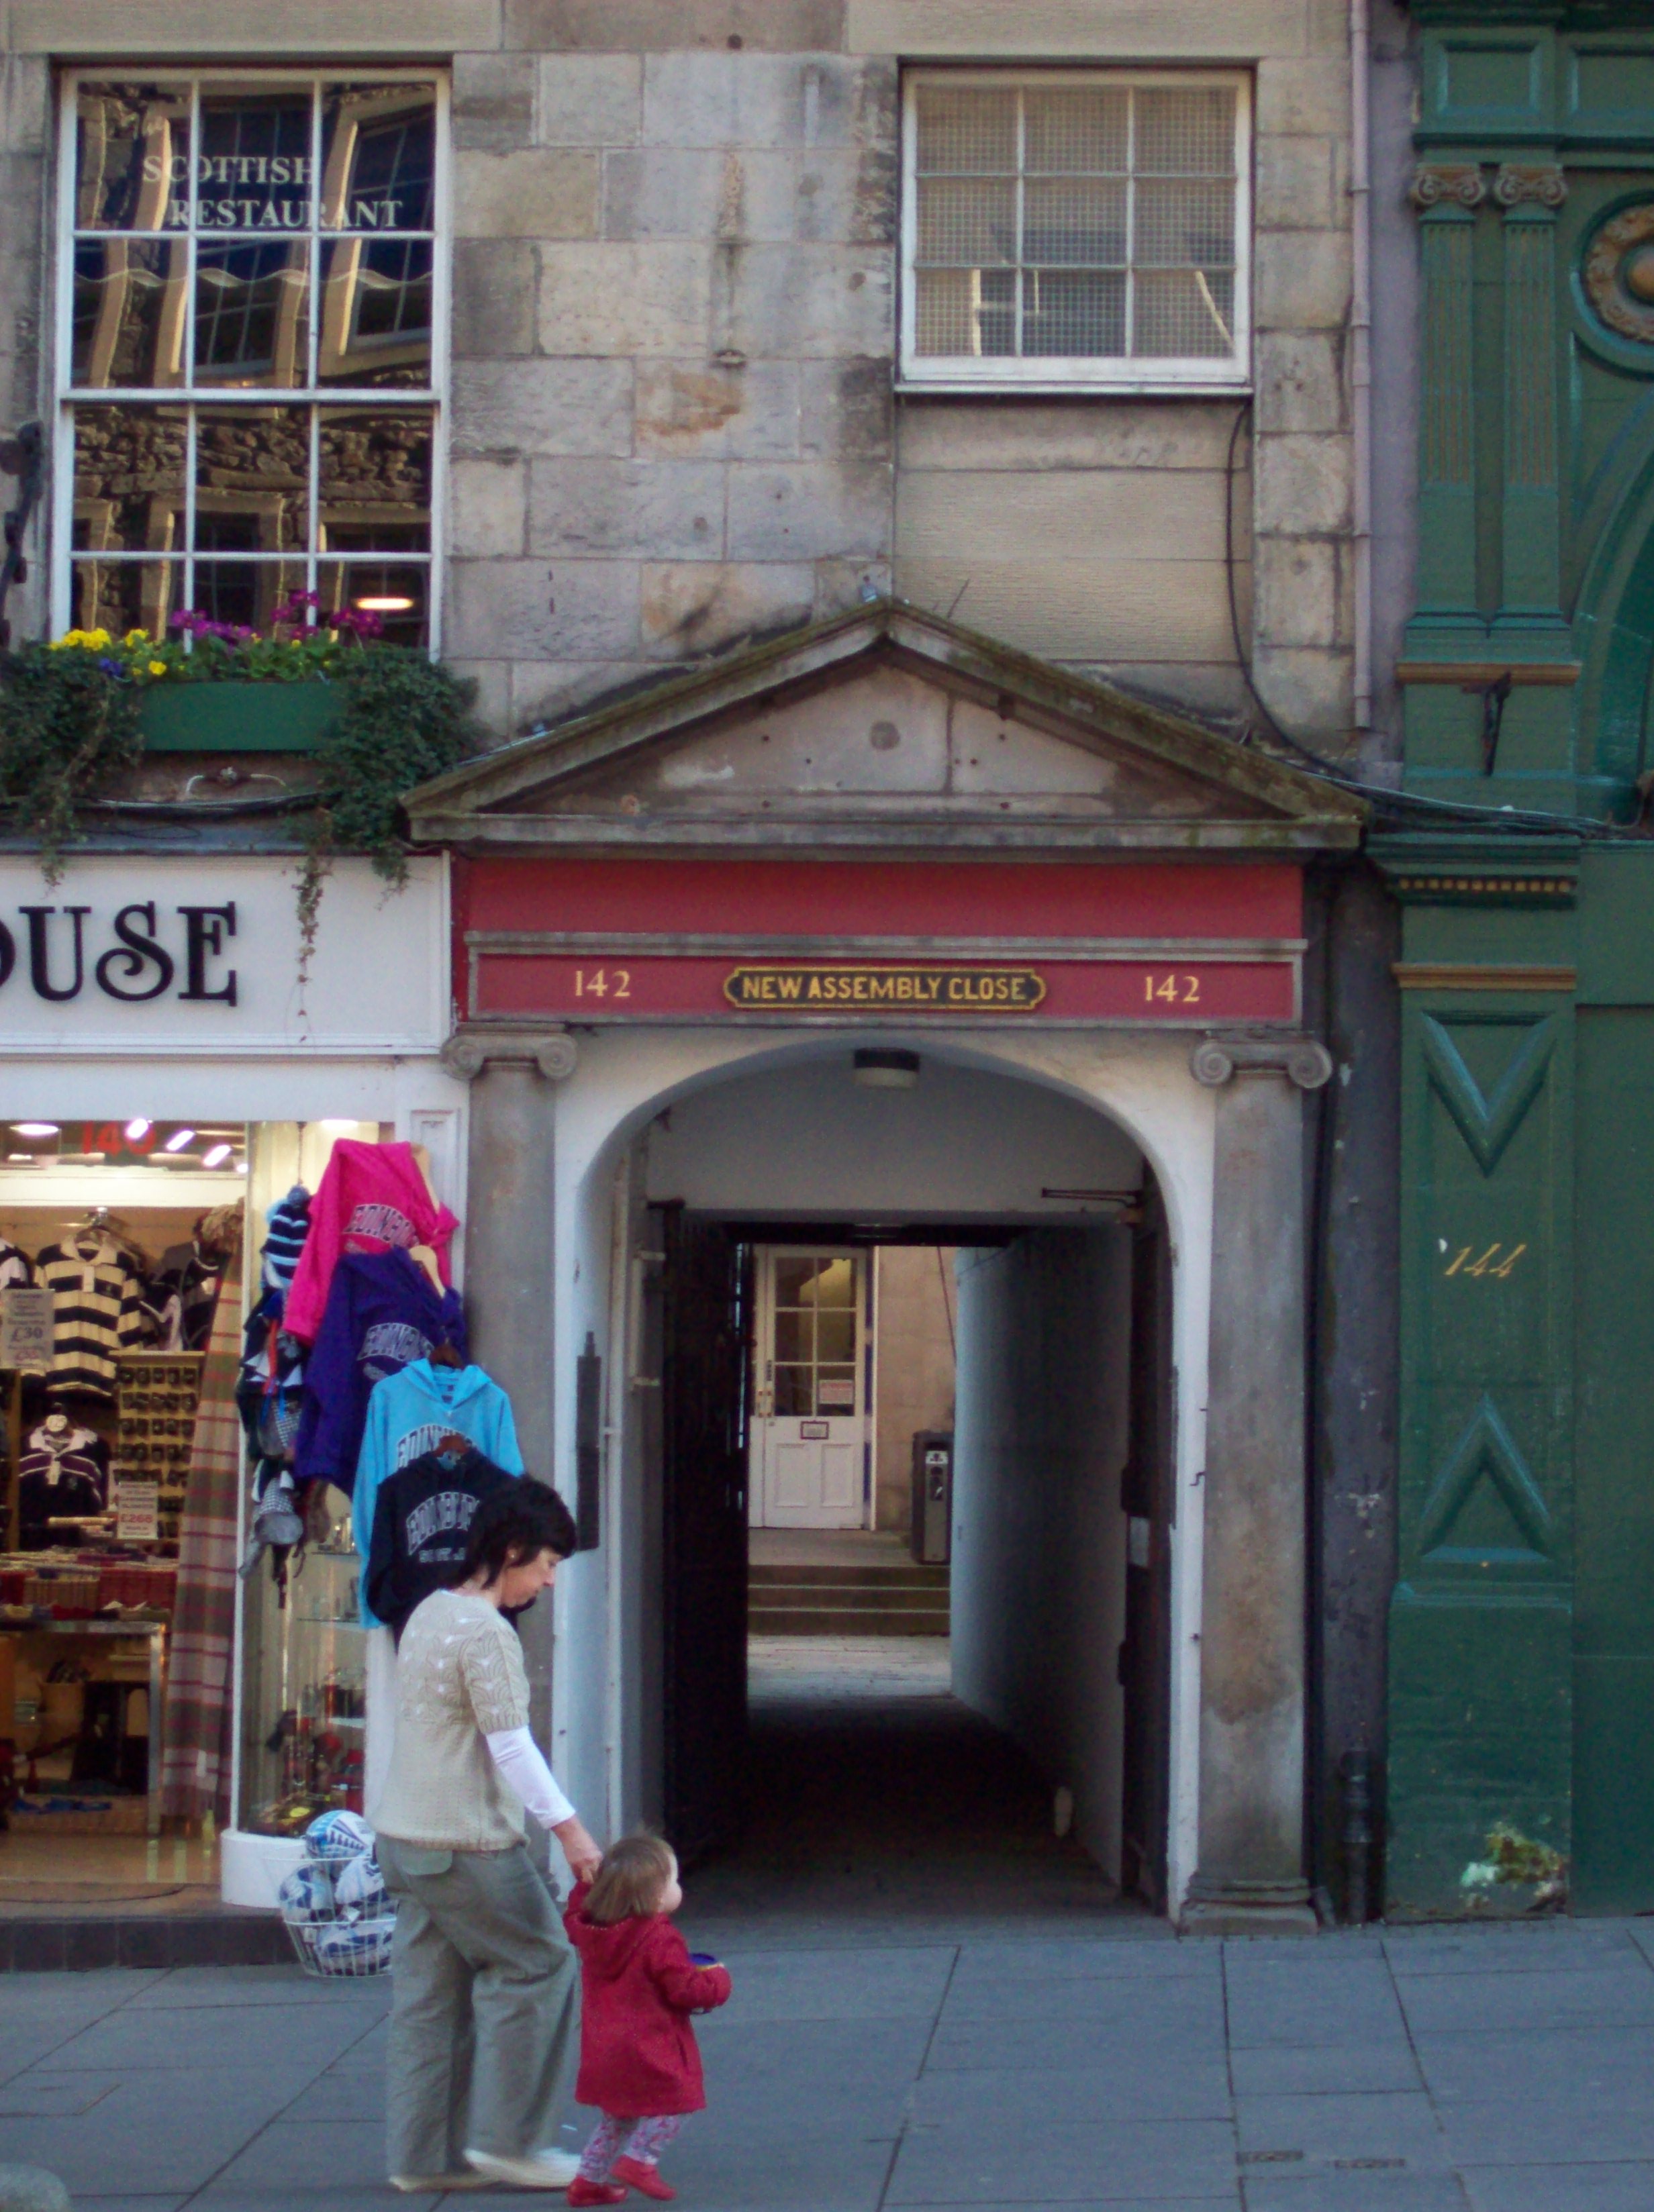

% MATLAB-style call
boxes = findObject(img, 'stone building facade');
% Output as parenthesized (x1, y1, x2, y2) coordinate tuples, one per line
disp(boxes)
(0, 2, 1415, 1929)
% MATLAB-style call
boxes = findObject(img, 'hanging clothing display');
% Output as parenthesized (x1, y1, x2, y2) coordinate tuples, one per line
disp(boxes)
(145, 1238, 224, 1353)
(34, 1233, 148, 1399)
(159, 1213, 245, 1826)
(352, 1360, 524, 1623)
(261, 1187, 311, 1300)
(0, 1237, 34, 1291)
(293, 1249, 467, 1496)
(365, 1444, 521, 1638)
(17, 1421, 111, 1549)
(283, 1140, 457, 1344)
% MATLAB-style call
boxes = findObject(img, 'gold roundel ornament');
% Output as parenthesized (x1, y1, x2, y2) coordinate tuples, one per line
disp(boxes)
(1585, 203, 1654, 345)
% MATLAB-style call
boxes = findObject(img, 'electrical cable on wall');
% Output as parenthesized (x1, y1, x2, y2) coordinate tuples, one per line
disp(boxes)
(1223, 399, 1638, 845)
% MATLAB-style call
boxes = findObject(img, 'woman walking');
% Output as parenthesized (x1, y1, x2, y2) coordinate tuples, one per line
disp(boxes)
(375, 1481, 602, 2192)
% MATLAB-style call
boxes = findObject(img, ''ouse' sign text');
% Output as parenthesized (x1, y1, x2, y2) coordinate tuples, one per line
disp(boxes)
(0, 903, 238, 1007)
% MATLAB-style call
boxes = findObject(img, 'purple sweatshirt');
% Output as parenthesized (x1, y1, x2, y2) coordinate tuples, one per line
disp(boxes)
(293, 1249, 467, 1495)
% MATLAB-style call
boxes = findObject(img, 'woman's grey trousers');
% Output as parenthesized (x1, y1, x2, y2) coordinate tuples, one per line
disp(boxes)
(378, 1836, 580, 2179)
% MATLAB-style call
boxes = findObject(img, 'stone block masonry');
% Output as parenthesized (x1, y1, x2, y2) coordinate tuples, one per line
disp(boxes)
(1, 0, 1357, 748)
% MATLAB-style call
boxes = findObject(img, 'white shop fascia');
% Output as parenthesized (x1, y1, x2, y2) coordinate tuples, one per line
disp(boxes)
(0, 856, 467, 1184)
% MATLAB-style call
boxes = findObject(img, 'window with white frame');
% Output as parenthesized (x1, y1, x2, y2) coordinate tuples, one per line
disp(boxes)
(900, 70, 1250, 391)
(57, 72, 446, 646)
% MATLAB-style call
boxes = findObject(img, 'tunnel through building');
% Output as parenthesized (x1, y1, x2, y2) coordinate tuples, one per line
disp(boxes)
(624, 1049, 1175, 1921)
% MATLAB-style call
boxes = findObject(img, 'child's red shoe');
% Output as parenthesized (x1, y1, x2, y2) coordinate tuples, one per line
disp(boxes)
(610, 2158, 675, 2201)
(567, 2180, 628, 2205)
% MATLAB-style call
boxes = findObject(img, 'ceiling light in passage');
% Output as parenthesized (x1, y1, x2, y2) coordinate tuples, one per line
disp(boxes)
(203, 1143, 233, 1168)
(163, 1127, 197, 1152)
(125, 1119, 152, 1141)
(852, 1049, 921, 1091)
(13, 1123, 58, 1138)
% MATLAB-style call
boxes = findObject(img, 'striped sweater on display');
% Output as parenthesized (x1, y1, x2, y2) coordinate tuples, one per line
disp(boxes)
(35, 1236, 148, 1398)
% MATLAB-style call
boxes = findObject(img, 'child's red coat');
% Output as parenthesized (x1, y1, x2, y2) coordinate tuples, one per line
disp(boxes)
(565, 1880, 732, 2115)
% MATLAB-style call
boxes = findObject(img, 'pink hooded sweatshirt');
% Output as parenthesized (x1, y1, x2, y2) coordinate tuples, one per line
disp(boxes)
(283, 1139, 458, 1344)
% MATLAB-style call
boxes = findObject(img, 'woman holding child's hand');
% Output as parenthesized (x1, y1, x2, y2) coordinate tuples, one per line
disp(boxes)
(375, 1481, 598, 2194)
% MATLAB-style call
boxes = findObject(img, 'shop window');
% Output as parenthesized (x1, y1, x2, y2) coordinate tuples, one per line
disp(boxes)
(57, 74, 446, 648)
(899, 69, 1251, 393)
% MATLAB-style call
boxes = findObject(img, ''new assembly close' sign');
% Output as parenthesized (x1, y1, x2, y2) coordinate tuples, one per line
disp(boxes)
(723, 966, 1048, 1012)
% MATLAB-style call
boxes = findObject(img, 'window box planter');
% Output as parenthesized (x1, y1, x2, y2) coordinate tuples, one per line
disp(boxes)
(138, 681, 339, 754)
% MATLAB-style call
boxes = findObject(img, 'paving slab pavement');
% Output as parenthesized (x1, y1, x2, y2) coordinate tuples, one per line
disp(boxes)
(3, 1919, 1654, 2210)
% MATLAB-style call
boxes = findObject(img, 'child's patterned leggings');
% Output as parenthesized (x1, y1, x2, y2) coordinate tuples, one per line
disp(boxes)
(579, 2112, 685, 2180)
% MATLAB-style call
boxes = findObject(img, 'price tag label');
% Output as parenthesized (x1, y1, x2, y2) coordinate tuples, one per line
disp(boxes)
(0, 1287, 53, 1372)
(115, 1480, 160, 1543)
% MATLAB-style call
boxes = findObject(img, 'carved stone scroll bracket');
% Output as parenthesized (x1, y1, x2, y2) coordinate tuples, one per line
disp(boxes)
(1191, 1035, 1334, 1091)
(1494, 164, 1567, 211)
(440, 1025, 579, 1083)
(1410, 164, 1486, 212)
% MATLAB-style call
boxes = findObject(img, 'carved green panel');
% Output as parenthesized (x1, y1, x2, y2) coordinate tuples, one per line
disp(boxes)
(1389, 995, 1575, 1913)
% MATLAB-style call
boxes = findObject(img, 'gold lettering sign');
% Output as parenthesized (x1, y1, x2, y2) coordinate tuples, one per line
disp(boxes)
(723, 966, 1047, 1012)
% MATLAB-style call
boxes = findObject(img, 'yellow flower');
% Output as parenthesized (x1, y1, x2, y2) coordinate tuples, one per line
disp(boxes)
(148, 660, 166, 676)
(125, 628, 149, 646)
(50, 627, 113, 650)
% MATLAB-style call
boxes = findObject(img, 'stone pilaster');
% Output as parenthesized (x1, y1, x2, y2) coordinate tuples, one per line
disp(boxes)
(441, 1023, 578, 1766)
(1182, 1033, 1332, 1936)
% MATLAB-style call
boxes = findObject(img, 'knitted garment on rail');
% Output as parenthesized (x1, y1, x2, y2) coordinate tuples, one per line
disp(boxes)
(160, 1227, 244, 1826)
(262, 1187, 311, 1302)
(0, 1238, 34, 1291)
(34, 1236, 147, 1399)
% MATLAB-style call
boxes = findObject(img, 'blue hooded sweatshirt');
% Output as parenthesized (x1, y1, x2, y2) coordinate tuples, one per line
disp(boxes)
(352, 1358, 524, 1623)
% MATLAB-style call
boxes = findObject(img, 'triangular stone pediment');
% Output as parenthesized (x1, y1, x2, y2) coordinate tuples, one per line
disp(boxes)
(407, 603, 1365, 855)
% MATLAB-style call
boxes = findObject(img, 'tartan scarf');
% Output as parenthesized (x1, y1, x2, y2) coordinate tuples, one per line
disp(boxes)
(160, 1220, 244, 1825)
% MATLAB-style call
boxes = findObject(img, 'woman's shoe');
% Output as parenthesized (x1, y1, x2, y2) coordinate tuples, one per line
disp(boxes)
(567, 2181, 629, 2206)
(465, 2147, 583, 2189)
(610, 2158, 675, 2202)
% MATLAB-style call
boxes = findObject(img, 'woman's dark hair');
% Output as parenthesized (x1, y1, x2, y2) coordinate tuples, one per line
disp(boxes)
(456, 1480, 577, 1588)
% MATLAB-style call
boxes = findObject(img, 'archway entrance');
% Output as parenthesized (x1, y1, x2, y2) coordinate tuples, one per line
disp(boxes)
(416, 599, 1363, 1930)
(618, 1046, 1177, 1919)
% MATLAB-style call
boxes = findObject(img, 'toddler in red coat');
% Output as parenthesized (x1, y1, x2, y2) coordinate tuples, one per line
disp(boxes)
(564, 1833, 732, 2205)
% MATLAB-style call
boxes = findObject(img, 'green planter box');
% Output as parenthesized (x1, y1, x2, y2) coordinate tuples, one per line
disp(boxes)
(139, 680, 339, 753)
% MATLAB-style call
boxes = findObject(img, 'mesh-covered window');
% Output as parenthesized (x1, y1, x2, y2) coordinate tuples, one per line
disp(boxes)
(906, 74, 1245, 382)
(60, 72, 443, 646)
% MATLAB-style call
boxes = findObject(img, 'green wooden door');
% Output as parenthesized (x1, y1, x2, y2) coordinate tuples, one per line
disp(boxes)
(1573, 1010, 1654, 1912)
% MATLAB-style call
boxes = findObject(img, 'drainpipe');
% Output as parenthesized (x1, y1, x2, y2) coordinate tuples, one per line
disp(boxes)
(1351, 0, 1374, 733)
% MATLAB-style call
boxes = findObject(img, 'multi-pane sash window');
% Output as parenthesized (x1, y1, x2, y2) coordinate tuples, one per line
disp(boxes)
(57, 72, 446, 646)
(902, 71, 1250, 390)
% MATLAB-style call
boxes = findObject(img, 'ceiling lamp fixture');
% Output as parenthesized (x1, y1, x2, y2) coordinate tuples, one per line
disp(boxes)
(13, 1122, 58, 1138)
(853, 1049, 921, 1091)
(354, 595, 416, 613)
(125, 1119, 152, 1141)
(203, 1142, 233, 1168)
(163, 1126, 197, 1152)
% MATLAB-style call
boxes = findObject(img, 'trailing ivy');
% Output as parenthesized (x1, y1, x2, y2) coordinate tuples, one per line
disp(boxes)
(295, 648, 481, 990)
(0, 641, 144, 882)
(0, 626, 480, 987)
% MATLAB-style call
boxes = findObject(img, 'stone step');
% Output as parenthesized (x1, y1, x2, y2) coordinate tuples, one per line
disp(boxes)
(750, 1578, 949, 1611)
(748, 1563, 949, 1589)
(748, 1605, 951, 1637)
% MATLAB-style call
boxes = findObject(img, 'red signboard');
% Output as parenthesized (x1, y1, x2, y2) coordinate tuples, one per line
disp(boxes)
(473, 952, 1298, 1025)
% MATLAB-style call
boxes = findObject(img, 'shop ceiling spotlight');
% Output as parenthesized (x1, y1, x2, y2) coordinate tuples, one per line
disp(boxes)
(12, 1122, 57, 1137)
(203, 1143, 233, 1168)
(125, 1119, 152, 1141)
(163, 1127, 197, 1152)
(853, 1049, 921, 1090)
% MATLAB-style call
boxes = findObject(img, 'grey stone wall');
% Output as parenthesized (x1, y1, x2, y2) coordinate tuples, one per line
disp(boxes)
(3, 0, 1359, 747)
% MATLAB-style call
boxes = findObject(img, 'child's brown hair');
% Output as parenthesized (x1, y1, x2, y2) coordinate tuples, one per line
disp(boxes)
(583, 1833, 676, 1925)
